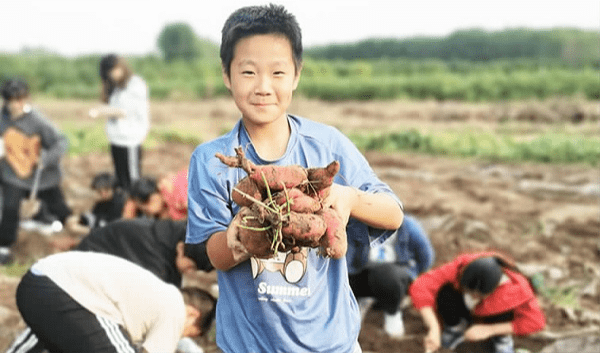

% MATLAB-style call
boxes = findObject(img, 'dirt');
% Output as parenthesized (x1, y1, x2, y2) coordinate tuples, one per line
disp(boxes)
(1, 98, 599, 352)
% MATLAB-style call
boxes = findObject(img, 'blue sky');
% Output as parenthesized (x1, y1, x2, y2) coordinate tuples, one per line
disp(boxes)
(3, 0, 598, 56)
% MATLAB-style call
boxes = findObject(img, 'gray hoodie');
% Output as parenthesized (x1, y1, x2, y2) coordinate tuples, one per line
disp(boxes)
(0, 106, 68, 190)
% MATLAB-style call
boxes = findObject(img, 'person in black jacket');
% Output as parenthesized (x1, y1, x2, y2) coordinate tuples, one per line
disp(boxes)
(67, 172, 127, 235)
(76, 218, 213, 286)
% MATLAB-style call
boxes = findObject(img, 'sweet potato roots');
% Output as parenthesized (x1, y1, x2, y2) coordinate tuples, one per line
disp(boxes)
(217, 147, 345, 258)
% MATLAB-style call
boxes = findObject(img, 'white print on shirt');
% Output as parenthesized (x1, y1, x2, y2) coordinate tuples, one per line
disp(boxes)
(257, 282, 311, 298)
(250, 248, 308, 284)
(368, 231, 398, 263)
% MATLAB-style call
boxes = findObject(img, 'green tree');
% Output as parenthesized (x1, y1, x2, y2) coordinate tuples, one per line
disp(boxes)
(157, 23, 201, 62)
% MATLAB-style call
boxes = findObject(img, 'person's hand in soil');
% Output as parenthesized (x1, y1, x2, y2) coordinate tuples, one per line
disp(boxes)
(424, 327, 442, 352)
(419, 307, 442, 352)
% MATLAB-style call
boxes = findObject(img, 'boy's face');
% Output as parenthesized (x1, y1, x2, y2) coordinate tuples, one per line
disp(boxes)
(223, 34, 301, 128)
(7, 97, 27, 118)
(135, 193, 163, 216)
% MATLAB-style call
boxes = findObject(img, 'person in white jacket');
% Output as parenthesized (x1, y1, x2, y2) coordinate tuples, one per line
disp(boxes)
(12, 251, 213, 353)
(89, 54, 150, 192)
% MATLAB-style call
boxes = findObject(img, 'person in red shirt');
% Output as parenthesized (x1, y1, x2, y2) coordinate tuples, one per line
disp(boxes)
(409, 251, 545, 353)
(122, 169, 188, 220)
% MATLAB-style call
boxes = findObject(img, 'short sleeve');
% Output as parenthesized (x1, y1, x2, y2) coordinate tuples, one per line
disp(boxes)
(186, 145, 234, 244)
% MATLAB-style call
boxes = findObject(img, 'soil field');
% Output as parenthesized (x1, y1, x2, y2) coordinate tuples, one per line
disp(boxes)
(1, 97, 599, 352)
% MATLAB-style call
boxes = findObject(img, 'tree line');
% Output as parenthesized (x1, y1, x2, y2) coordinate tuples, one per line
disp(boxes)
(305, 28, 599, 64)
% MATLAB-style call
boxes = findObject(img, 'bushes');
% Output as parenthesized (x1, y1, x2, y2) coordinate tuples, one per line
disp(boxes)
(0, 53, 597, 102)
(351, 130, 600, 166)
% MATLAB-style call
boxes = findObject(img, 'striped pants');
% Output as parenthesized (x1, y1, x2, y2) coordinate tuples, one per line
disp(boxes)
(13, 271, 140, 353)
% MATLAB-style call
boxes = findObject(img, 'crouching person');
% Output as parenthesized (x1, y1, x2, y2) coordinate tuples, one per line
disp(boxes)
(409, 251, 546, 353)
(11, 251, 215, 353)
(347, 214, 435, 339)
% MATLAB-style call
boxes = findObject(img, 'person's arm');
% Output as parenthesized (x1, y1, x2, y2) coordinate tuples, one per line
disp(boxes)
(464, 322, 513, 341)
(325, 183, 403, 231)
(205, 208, 254, 271)
(206, 231, 244, 271)
(88, 104, 127, 119)
(405, 216, 435, 274)
(91, 77, 148, 123)
(419, 306, 442, 353)
(36, 112, 68, 167)
(183, 241, 215, 272)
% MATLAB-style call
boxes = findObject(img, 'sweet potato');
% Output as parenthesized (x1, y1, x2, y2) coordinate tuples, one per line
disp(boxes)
(232, 176, 264, 207)
(318, 207, 347, 259)
(274, 188, 322, 213)
(281, 212, 327, 247)
(304, 160, 340, 198)
(237, 206, 275, 258)
(248, 164, 308, 191)
(216, 147, 308, 191)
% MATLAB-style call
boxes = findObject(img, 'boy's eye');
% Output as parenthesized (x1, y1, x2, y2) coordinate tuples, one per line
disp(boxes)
(242, 70, 255, 75)
(274, 71, 285, 76)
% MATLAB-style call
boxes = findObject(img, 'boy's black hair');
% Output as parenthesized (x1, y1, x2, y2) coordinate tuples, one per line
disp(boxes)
(91, 172, 117, 190)
(459, 256, 503, 295)
(180, 286, 217, 336)
(129, 177, 158, 203)
(1, 79, 30, 102)
(220, 3, 302, 76)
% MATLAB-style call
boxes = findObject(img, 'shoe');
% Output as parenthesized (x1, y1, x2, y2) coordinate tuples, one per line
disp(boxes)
(21, 220, 63, 237)
(492, 335, 515, 353)
(384, 311, 405, 338)
(0, 247, 13, 265)
(20, 219, 38, 231)
(441, 318, 468, 350)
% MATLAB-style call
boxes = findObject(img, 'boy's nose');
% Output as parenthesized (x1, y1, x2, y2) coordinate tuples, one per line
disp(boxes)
(254, 75, 273, 95)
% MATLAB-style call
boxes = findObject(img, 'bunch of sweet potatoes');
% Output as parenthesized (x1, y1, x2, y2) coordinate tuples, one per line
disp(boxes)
(216, 147, 347, 259)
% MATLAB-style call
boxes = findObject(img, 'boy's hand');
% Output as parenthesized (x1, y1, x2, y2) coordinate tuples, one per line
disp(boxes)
(323, 183, 359, 226)
(424, 327, 441, 352)
(226, 212, 251, 263)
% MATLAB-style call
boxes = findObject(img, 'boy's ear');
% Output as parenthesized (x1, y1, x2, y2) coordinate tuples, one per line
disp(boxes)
(222, 67, 232, 90)
(292, 63, 303, 91)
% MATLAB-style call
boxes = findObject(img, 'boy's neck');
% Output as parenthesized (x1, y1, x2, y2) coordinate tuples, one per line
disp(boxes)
(243, 115, 291, 161)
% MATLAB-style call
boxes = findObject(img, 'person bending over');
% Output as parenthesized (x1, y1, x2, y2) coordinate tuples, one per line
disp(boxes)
(409, 251, 546, 353)
(12, 251, 215, 353)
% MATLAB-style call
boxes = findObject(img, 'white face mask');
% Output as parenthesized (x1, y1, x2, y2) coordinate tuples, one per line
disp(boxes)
(463, 293, 481, 310)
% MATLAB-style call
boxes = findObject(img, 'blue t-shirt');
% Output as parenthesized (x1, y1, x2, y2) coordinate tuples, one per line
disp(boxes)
(186, 115, 402, 353)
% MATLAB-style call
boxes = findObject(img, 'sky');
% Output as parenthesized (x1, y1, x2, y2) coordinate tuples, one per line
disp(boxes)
(2, 0, 599, 57)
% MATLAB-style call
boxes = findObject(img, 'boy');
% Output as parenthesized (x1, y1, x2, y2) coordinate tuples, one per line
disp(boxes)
(11, 251, 213, 353)
(122, 170, 188, 220)
(347, 214, 435, 338)
(186, 4, 404, 352)
(0, 79, 73, 264)
(69, 172, 127, 234)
